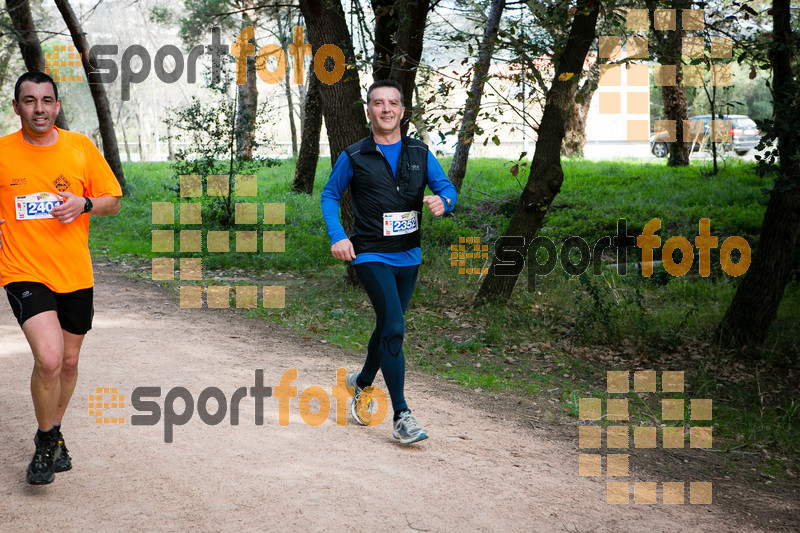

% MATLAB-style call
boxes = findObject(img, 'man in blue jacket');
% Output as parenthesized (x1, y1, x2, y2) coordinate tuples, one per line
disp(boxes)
(321, 79, 457, 444)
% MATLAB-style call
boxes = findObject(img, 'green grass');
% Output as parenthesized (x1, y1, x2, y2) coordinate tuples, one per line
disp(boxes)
(91, 159, 334, 273)
(459, 157, 769, 249)
(92, 156, 800, 463)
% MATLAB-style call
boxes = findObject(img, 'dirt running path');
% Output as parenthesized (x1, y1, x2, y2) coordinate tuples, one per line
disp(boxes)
(0, 270, 759, 532)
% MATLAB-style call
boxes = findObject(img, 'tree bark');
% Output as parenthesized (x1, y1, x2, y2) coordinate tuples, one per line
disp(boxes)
(0, 48, 14, 102)
(718, 0, 800, 350)
(166, 120, 174, 160)
(116, 99, 131, 162)
(411, 84, 432, 145)
(371, 0, 397, 81)
(299, 0, 368, 285)
(6, 0, 69, 129)
(135, 106, 144, 160)
(646, 0, 690, 166)
(236, 14, 258, 159)
(54, 0, 126, 190)
(390, 0, 429, 137)
(371, 0, 430, 136)
(562, 61, 599, 157)
(298, 0, 366, 166)
(284, 68, 298, 157)
(298, 78, 308, 125)
(276, 14, 298, 157)
(473, 0, 600, 306)
(292, 68, 322, 194)
(121, 124, 131, 162)
(448, 0, 505, 192)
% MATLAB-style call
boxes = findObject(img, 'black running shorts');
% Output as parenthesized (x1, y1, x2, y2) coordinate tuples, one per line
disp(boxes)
(4, 281, 94, 335)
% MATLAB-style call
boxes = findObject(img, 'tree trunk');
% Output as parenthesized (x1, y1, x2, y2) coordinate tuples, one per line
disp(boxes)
(389, 0, 429, 137)
(646, 0, 689, 166)
(562, 62, 599, 157)
(292, 68, 322, 194)
(121, 122, 131, 162)
(0, 49, 13, 100)
(6, 0, 69, 129)
(298, 0, 366, 168)
(411, 84, 432, 145)
(299, 0, 369, 285)
(718, 0, 800, 350)
(371, 0, 397, 81)
(116, 99, 132, 162)
(561, 97, 590, 157)
(166, 120, 174, 160)
(709, 83, 718, 174)
(284, 67, 298, 157)
(276, 14, 298, 157)
(236, 15, 258, 160)
(473, 0, 600, 306)
(54, 0, 126, 190)
(135, 105, 144, 160)
(372, 0, 430, 137)
(298, 78, 308, 126)
(448, 0, 506, 192)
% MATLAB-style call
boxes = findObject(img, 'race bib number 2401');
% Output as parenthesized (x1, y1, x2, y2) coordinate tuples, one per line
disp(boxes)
(15, 192, 64, 220)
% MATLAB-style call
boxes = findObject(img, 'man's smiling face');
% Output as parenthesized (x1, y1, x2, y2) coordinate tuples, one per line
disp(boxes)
(13, 81, 60, 142)
(366, 87, 403, 137)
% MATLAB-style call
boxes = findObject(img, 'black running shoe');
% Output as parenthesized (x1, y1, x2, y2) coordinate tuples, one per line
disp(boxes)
(54, 431, 72, 473)
(27, 431, 60, 485)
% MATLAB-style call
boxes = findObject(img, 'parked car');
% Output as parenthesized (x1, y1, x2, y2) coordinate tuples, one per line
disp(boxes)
(650, 114, 760, 157)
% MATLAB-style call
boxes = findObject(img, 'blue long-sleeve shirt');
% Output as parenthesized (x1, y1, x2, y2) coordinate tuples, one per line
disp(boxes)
(321, 139, 457, 266)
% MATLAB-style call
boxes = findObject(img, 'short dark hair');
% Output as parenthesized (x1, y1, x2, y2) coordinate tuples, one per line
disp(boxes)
(366, 79, 404, 105)
(14, 72, 59, 102)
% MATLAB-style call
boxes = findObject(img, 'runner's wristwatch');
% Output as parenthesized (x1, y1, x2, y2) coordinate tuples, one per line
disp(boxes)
(83, 196, 93, 213)
(440, 195, 452, 210)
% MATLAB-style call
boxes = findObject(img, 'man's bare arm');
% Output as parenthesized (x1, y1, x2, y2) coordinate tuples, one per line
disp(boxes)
(87, 195, 121, 217)
(49, 191, 120, 224)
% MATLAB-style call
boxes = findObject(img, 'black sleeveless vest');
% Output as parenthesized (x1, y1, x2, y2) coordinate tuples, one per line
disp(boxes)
(345, 135, 429, 254)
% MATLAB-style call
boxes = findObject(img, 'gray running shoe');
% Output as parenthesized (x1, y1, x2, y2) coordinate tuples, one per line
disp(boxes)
(346, 372, 377, 426)
(392, 411, 428, 444)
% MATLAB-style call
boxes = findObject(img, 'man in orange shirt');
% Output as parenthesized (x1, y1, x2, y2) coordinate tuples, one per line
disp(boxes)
(0, 72, 122, 485)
